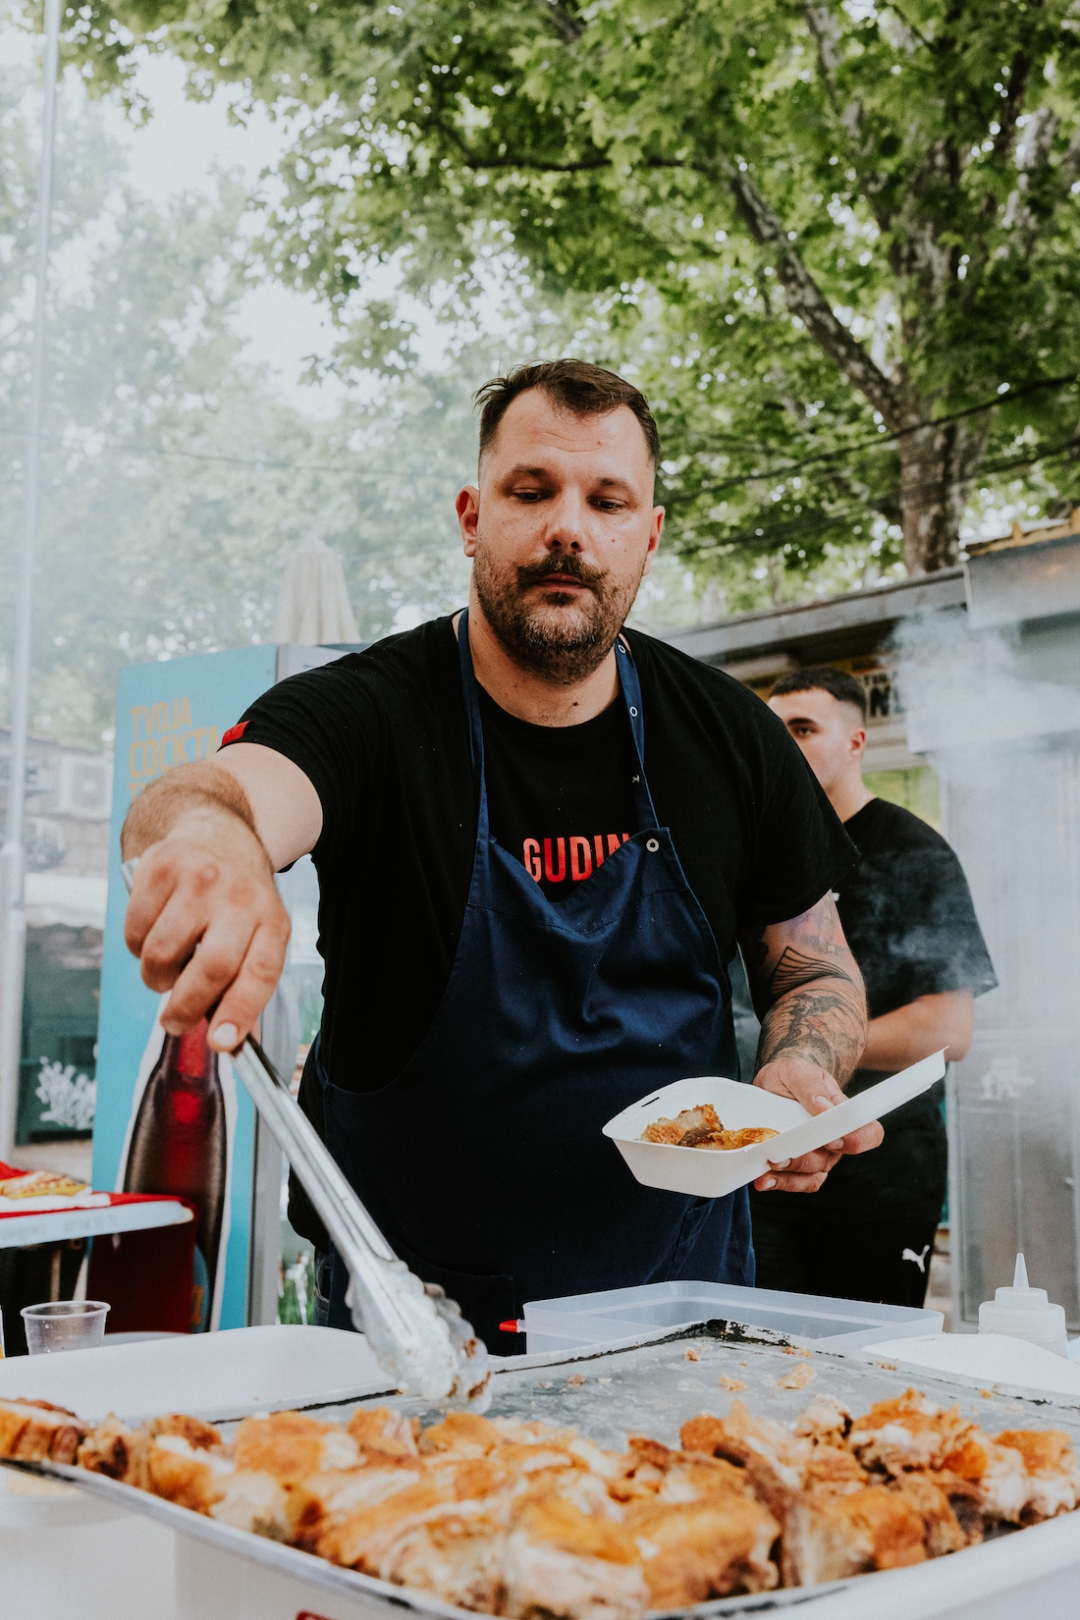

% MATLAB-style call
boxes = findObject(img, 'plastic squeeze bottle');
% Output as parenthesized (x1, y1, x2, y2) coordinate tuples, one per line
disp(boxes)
(977, 1253, 1069, 1357)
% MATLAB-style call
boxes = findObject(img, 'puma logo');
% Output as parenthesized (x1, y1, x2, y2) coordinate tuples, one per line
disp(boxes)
(902, 1244, 931, 1273)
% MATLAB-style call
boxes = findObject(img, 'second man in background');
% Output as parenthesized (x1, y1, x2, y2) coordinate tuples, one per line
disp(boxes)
(750, 666, 997, 1308)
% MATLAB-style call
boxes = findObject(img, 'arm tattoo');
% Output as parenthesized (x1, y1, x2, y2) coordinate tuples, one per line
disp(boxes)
(767, 947, 858, 999)
(739, 897, 867, 1086)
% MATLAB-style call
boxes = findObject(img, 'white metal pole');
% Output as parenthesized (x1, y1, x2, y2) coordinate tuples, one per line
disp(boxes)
(0, 0, 62, 1161)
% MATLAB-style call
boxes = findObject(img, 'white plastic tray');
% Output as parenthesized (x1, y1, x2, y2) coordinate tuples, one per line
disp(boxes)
(523, 1280, 942, 1355)
(603, 1050, 946, 1197)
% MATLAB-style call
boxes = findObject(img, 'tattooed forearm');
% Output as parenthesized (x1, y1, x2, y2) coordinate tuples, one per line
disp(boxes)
(739, 895, 867, 1086)
(767, 947, 858, 1000)
(755, 985, 866, 1085)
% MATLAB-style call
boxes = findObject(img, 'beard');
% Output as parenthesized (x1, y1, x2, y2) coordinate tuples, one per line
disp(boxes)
(472, 544, 644, 685)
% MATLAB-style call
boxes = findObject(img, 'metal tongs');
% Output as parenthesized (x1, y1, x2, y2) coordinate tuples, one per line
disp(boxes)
(231, 1038, 490, 1409)
(121, 860, 490, 1410)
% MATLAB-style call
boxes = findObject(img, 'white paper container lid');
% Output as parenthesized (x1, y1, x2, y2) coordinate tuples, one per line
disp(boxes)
(860, 1331, 1080, 1401)
(603, 1050, 946, 1198)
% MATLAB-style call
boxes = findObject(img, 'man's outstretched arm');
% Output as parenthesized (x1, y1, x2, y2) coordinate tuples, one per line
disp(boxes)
(121, 744, 322, 1051)
(738, 894, 877, 1194)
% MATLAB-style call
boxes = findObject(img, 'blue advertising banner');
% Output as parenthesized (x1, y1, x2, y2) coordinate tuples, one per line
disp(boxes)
(93, 646, 277, 1330)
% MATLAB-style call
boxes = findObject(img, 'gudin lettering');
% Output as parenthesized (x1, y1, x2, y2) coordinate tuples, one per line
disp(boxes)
(527, 833, 630, 886)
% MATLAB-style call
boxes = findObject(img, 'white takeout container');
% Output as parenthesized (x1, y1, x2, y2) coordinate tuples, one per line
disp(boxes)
(603, 1049, 946, 1198)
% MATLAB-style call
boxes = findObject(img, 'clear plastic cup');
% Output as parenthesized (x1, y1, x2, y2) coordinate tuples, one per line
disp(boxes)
(21, 1300, 110, 1354)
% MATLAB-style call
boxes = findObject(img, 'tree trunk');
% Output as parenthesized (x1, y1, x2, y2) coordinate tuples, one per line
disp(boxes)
(899, 418, 984, 574)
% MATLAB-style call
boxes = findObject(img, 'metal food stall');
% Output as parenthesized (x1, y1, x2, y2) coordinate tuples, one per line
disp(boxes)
(666, 518, 1080, 1336)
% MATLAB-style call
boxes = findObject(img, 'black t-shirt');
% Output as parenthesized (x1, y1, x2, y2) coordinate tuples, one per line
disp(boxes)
(753, 796, 997, 1220)
(477, 685, 638, 903)
(836, 798, 997, 1022)
(229, 615, 856, 1102)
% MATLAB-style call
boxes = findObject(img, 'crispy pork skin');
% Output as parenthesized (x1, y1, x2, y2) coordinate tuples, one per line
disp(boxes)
(794, 1394, 852, 1447)
(627, 1496, 779, 1603)
(31, 1371, 1080, 1615)
(289, 1462, 426, 1549)
(144, 1433, 234, 1514)
(996, 1429, 1080, 1521)
(347, 1406, 421, 1457)
(0, 1397, 87, 1464)
(503, 1497, 647, 1620)
(889, 1471, 978, 1558)
(77, 1414, 141, 1481)
(232, 1409, 359, 1483)
(211, 1469, 292, 1539)
(849, 1390, 974, 1475)
(383, 1502, 509, 1613)
(940, 1434, 1030, 1524)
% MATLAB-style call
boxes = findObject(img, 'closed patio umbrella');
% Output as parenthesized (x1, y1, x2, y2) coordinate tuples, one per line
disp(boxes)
(274, 535, 360, 645)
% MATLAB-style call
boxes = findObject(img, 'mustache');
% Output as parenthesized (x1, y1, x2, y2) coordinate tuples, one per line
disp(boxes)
(515, 554, 606, 592)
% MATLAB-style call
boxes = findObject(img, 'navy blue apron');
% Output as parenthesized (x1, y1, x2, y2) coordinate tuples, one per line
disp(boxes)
(321, 612, 753, 1351)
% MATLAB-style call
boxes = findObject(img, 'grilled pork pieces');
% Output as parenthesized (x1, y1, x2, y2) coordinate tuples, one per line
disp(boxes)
(2, 1385, 1079, 1614)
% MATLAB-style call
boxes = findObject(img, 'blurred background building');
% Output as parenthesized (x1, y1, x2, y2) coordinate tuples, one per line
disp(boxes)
(0, 725, 110, 1163)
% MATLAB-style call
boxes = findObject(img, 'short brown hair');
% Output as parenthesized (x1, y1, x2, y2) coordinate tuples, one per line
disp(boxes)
(474, 360, 660, 468)
(770, 665, 868, 721)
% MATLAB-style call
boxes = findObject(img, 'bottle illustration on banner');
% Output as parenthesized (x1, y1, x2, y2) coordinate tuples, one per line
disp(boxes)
(122, 1019, 228, 1331)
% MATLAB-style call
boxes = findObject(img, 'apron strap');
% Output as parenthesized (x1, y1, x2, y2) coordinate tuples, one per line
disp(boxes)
(615, 636, 661, 832)
(456, 609, 490, 845)
(456, 608, 660, 833)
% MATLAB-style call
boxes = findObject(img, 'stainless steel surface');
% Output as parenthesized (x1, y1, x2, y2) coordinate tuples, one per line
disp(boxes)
(661, 569, 967, 667)
(385, 1324, 1080, 1442)
(246, 1110, 283, 1328)
(966, 533, 1080, 630)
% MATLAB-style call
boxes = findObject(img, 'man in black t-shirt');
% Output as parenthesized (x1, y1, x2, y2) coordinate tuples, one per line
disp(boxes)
(751, 666, 997, 1308)
(117, 360, 881, 1352)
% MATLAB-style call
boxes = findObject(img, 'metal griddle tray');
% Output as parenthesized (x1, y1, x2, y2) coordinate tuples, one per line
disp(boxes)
(11, 1328, 1080, 1620)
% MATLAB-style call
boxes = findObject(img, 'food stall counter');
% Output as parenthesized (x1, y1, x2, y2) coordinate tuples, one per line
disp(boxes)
(6, 1323, 1080, 1620)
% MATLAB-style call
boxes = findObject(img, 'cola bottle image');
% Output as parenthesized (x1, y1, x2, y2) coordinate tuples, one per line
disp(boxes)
(123, 1019, 227, 1330)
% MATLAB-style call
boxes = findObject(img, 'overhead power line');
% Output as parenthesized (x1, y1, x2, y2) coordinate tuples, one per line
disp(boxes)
(662, 372, 1080, 504)
(0, 423, 467, 482)
(2, 370, 1077, 491)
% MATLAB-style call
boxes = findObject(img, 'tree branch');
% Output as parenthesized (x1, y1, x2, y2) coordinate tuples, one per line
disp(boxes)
(536, 0, 583, 44)
(424, 113, 904, 427)
(429, 116, 607, 171)
(993, 44, 1035, 164)
(998, 105, 1059, 260)
(881, 3, 935, 53)
(803, 7, 895, 236)
(720, 161, 905, 426)
(804, 4, 843, 115)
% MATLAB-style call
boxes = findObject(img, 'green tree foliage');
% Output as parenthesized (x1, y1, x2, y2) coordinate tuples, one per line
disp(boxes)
(65, 0, 1080, 577)
(1, 62, 487, 748)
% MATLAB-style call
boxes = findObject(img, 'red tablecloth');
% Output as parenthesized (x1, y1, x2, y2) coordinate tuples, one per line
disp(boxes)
(0, 1162, 189, 1220)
